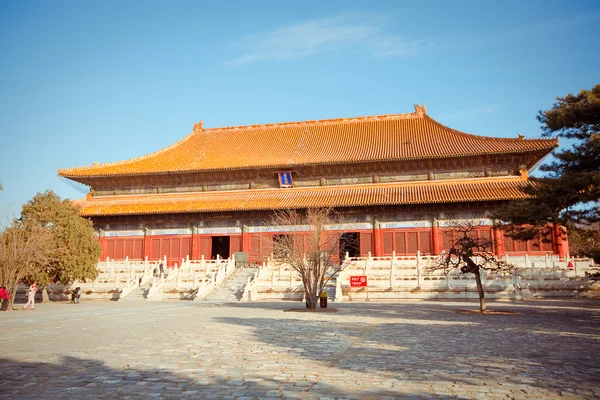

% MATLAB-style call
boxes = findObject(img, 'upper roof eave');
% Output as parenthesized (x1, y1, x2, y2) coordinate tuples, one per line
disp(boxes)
(59, 147, 557, 180)
(58, 106, 559, 179)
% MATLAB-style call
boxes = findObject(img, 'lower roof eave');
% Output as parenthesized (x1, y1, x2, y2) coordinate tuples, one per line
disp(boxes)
(80, 196, 530, 218)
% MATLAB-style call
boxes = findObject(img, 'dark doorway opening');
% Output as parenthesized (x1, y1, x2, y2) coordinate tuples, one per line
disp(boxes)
(339, 232, 360, 259)
(211, 236, 230, 259)
(272, 234, 292, 258)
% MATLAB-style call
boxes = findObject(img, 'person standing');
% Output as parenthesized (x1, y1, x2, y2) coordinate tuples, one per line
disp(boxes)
(22, 282, 37, 310)
(0, 286, 10, 311)
(74, 287, 81, 304)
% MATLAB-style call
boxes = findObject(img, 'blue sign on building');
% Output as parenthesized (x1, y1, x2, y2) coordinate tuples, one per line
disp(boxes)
(278, 172, 293, 187)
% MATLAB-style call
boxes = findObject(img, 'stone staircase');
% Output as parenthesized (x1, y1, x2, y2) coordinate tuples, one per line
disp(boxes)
(204, 267, 257, 302)
(122, 286, 149, 301)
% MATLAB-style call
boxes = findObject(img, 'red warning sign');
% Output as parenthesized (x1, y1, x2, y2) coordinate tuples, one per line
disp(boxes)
(350, 276, 368, 287)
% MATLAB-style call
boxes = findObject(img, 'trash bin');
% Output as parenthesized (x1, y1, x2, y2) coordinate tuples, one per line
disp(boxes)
(319, 292, 328, 308)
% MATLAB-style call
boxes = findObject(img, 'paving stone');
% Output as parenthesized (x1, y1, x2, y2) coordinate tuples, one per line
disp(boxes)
(1, 299, 599, 399)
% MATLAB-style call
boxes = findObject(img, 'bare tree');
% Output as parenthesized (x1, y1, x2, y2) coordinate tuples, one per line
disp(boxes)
(427, 223, 513, 312)
(0, 216, 53, 310)
(269, 208, 353, 310)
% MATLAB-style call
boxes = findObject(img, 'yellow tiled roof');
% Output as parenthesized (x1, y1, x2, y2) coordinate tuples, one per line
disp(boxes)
(59, 105, 557, 179)
(75, 177, 533, 217)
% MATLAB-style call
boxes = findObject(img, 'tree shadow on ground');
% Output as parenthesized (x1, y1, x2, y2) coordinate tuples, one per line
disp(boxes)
(216, 300, 600, 398)
(0, 355, 457, 400)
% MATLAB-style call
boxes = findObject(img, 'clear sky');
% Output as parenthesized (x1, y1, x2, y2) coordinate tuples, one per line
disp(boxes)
(1, 0, 599, 216)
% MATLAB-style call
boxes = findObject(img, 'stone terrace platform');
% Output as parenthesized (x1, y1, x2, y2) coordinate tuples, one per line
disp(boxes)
(1, 300, 599, 399)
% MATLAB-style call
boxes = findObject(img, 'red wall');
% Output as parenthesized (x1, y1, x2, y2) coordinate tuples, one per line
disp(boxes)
(102, 237, 144, 260)
(100, 225, 562, 263)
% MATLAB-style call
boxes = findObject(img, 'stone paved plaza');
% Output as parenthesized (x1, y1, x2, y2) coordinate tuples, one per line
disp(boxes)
(1, 299, 599, 399)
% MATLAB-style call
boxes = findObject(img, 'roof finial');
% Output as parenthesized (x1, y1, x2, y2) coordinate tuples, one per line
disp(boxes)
(414, 104, 427, 116)
(193, 120, 204, 133)
(519, 168, 529, 180)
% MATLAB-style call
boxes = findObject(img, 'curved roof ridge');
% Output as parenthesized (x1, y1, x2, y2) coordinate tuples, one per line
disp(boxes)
(58, 126, 200, 175)
(424, 114, 559, 145)
(205, 104, 426, 132)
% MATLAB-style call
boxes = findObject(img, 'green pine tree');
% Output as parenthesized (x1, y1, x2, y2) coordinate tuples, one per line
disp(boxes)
(495, 84, 600, 260)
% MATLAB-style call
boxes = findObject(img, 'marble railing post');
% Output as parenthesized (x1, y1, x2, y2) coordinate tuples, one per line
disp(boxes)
(416, 251, 421, 287)
(335, 270, 344, 302)
(390, 251, 396, 288)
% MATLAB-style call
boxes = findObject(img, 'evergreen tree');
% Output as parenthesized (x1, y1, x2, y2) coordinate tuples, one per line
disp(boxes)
(495, 84, 600, 257)
(20, 191, 101, 285)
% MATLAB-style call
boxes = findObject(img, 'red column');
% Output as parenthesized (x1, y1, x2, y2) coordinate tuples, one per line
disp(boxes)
(554, 225, 569, 258)
(373, 221, 382, 257)
(562, 226, 570, 258)
(493, 225, 505, 257)
(98, 230, 107, 260)
(191, 227, 200, 260)
(143, 228, 152, 260)
(432, 220, 442, 255)
(242, 226, 250, 253)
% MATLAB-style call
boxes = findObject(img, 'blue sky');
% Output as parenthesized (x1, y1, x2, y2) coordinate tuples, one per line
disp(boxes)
(1, 0, 599, 216)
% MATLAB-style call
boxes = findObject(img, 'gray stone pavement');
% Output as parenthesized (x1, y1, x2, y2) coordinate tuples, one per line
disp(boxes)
(0, 299, 599, 399)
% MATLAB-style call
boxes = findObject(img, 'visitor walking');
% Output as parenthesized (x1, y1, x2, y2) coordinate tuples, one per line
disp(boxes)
(22, 282, 37, 310)
(0, 285, 10, 311)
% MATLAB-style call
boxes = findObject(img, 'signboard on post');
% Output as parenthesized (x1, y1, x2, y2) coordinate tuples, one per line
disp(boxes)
(350, 276, 368, 287)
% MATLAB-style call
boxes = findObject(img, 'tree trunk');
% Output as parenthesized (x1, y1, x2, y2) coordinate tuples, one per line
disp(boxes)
(303, 279, 317, 310)
(474, 270, 486, 312)
(306, 295, 317, 310)
(7, 285, 18, 311)
(42, 286, 50, 303)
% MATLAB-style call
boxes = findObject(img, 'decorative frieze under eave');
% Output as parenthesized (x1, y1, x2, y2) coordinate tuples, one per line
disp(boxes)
(77, 151, 550, 197)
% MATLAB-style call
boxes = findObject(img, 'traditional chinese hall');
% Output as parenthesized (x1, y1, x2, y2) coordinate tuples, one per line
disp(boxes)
(59, 105, 565, 265)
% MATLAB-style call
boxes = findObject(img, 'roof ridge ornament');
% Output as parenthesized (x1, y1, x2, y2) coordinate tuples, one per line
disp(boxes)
(414, 104, 427, 116)
(519, 168, 529, 180)
(193, 120, 204, 133)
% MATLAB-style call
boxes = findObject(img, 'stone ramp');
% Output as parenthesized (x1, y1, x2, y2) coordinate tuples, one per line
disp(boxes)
(204, 267, 257, 302)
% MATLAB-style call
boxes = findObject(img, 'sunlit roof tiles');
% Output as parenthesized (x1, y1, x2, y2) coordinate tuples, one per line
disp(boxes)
(59, 105, 557, 179)
(75, 177, 533, 217)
